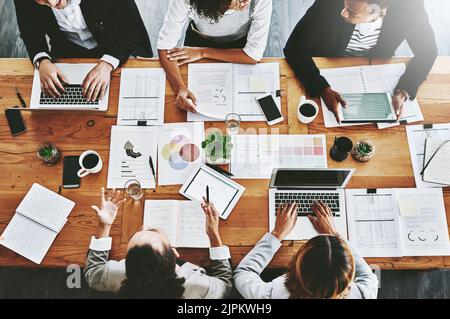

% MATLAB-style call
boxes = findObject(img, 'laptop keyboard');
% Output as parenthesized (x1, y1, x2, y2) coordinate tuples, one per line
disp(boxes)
(40, 84, 99, 106)
(275, 192, 341, 217)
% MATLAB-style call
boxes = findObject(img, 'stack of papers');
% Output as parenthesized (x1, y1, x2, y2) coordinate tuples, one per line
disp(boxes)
(117, 68, 166, 126)
(406, 123, 450, 188)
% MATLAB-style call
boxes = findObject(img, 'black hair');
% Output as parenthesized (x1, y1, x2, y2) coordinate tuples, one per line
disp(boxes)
(188, 0, 233, 23)
(119, 245, 185, 299)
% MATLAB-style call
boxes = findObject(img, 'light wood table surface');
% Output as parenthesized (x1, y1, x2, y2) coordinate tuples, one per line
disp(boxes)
(0, 57, 449, 269)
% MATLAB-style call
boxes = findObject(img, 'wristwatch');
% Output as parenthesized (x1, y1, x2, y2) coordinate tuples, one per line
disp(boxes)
(35, 56, 51, 69)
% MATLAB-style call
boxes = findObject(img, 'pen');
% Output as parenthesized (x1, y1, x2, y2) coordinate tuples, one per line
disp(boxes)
(206, 185, 209, 204)
(14, 85, 27, 108)
(149, 156, 156, 184)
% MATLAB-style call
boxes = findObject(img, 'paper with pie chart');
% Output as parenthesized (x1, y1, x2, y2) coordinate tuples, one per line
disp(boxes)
(107, 126, 158, 189)
(158, 122, 205, 186)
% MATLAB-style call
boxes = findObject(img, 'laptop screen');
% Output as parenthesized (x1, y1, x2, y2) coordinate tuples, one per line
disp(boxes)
(272, 169, 352, 188)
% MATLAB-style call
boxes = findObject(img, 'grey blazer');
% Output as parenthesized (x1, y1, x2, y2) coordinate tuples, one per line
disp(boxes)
(234, 233, 379, 299)
(84, 248, 233, 299)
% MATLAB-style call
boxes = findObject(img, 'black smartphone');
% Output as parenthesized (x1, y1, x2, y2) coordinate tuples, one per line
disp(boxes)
(63, 156, 81, 189)
(5, 108, 26, 136)
(256, 94, 284, 126)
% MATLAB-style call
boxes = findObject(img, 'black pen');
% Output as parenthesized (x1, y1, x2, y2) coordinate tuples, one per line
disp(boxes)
(206, 185, 210, 204)
(149, 156, 156, 183)
(15, 85, 27, 108)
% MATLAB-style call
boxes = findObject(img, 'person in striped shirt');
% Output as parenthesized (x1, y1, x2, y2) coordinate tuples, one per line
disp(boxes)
(284, 0, 437, 123)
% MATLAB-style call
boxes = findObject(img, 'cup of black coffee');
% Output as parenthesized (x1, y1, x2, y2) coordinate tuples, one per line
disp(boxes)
(78, 151, 103, 177)
(298, 96, 319, 124)
(330, 137, 353, 162)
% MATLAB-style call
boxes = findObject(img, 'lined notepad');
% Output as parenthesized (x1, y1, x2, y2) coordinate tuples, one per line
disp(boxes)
(0, 184, 75, 264)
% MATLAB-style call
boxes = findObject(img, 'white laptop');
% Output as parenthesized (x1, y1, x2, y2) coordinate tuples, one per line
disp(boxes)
(30, 63, 109, 111)
(269, 168, 355, 240)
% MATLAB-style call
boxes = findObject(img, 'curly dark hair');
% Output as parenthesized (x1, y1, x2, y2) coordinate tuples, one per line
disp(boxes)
(189, 0, 233, 23)
(119, 245, 186, 299)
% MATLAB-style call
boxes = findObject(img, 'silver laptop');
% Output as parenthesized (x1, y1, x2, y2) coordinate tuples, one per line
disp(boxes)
(269, 168, 355, 240)
(30, 63, 109, 111)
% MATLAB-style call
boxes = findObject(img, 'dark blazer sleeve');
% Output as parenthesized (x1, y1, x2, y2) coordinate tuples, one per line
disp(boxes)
(13, 0, 50, 62)
(103, 0, 152, 65)
(395, 0, 437, 99)
(283, 0, 330, 98)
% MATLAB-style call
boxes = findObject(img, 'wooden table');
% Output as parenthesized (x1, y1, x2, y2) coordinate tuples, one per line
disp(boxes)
(0, 57, 449, 270)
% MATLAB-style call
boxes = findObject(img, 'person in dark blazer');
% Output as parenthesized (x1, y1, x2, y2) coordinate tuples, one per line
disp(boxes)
(284, 0, 437, 122)
(14, 0, 152, 101)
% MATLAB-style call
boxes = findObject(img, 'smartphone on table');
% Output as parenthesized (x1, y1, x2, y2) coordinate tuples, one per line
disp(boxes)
(5, 108, 26, 136)
(256, 94, 284, 126)
(63, 156, 81, 189)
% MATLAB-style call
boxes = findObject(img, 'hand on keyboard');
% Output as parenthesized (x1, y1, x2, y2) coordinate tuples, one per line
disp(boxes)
(271, 203, 298, 241)
(39, 59, 68, 98)
(82, 61, 113, 102)
(308, 201, 340, 237)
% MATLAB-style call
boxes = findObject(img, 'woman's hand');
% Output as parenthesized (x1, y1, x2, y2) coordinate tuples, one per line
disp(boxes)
(271, 203, 298, 241)
(321, 87, 347, 123)
(39, 59, 68, 98)
(92, 187, 127, 237)
(176, 87, 197, 113)
(201, 198, 222, 247)
(167, 47, 205, 66)
(392, 90, 408, 119)
(308, 201, 340, 237)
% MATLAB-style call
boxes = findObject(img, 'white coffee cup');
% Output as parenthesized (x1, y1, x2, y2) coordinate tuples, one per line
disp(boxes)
(78, 150, 103, 178)
(298, 96, 319, 124)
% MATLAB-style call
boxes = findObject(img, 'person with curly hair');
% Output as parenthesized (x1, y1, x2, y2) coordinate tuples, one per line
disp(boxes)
(157, 0, 273, 113)
(84, 188, 233, 299)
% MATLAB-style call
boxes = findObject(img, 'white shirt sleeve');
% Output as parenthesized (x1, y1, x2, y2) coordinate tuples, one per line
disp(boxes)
(100, 54, 120, 70)
(89, 236, 113, 251)
(33, 52, 52, 69)
(209, 246, 231, 260)
(243, 0, 273, 61)
(157, 0, 190, 50)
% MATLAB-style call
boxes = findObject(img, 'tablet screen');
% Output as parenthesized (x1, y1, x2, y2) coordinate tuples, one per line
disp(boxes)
(341, 93, 394, 121)
(183, 167, 241, 216)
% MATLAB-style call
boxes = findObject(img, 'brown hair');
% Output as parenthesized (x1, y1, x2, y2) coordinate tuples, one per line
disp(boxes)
(286, 235, 355, 299)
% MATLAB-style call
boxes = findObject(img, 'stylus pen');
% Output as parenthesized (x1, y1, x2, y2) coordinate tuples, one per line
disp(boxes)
(149, 156, 156, 184)
(14, 85, 27, 108)
(206, 186, 210, 204)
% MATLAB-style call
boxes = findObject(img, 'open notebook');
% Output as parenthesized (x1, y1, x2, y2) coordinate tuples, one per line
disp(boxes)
(188, 62, 281, 122)
(143, 200, 210, 248)
(0, 184, 75, 264)
(346, 188, 450, 257)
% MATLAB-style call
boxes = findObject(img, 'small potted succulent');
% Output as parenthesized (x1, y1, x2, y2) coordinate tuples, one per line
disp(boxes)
(352, 139, 376, 162)
(202, 130, 233, 165)
(37, 142, 61, 166)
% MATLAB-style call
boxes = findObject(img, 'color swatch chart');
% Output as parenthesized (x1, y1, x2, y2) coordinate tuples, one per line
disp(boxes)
(230, 135, 328, 179)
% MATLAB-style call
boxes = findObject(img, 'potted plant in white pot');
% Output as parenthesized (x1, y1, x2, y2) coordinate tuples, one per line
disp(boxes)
(202, 131, 233, 165)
